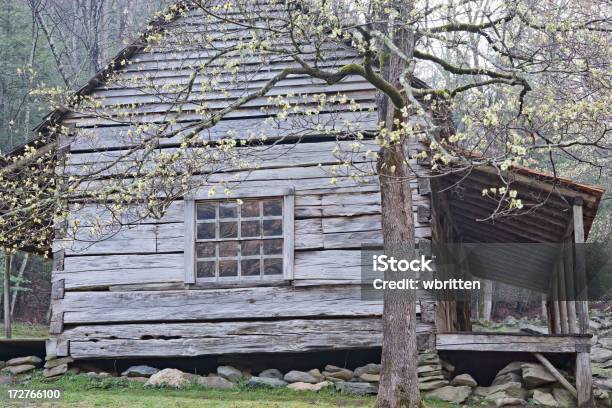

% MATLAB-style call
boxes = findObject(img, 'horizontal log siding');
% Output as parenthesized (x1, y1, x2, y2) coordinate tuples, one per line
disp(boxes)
(50, 5, 434, 359)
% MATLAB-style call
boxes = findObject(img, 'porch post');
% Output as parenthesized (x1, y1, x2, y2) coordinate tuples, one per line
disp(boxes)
(572, 197, 588, 334)
(3, 251, 11, 339)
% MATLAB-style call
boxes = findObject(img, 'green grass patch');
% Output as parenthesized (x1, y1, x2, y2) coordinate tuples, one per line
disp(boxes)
(0, 322, 48, 339)
(0, 371, 484, 407)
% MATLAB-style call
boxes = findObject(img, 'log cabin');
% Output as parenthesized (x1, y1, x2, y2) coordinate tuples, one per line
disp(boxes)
(19, 1, 603, 405)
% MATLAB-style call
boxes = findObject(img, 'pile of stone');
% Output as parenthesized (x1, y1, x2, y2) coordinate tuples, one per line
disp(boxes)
(246, 364, 379, 395)
(0, 356, 42, 376)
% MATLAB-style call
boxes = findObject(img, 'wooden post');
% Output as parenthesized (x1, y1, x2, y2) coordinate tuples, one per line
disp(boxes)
(558, 262, 569, 334)
(3, 251, 11, 339)
(573, 197, 589, 334)
(576, 350, 594, 407)
(564, 240, 578, 333)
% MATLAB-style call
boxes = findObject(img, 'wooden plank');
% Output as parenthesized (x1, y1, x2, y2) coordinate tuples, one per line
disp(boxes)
(436, 333, 591, 353)
(69, 111, 378, 151)
(65, 318, 435, 359)
(56, 285, 385, 324)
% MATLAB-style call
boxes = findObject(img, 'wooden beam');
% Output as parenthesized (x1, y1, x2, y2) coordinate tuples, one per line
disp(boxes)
(573, 197, 589, 334)
(533, 352, 577, 398)
(436, 332, 591, 353)
(558, 262, 569, 334)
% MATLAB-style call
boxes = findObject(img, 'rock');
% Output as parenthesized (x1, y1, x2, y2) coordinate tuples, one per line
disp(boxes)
(125, 377, 148, 383)
(44, 357, 74, 369)
(495, 397, 527, 407)
(505, 316, 518, 326)
(335, 381, 378, 395)
(359, 373, 380, 382)
(198, 375, 235, 389)
(85, 372, 111, 379)
(419, 370, 443, 378)
(323, 364, 344, 373)
(474, 382, 526, 400)
(259, 368, 283, 380)
(121, 365, 159, 378)
(592, 347, 612, 363)
(418, 364, 442, 374)
(419, 374, 445, 383)
(418, 352, 440, 366)
(43, 364, 68, 378)
(552, 387, 576, 407)
(354, 363, 380, 377)
(418, 379, 449, 391)
(600, 338, 612, 350)
(595, 388, 612, 407)
(145, 368, 192, 388)
(322, 368, 353, 381)
(441, 360, 455, 373)
(0, 361, 5, 370)
(595, 378, 612, 390)
(67, 367, 80, 375)
(308, 368, 324, 381)
(217, 366, 243, 382)
(426, 385, 471, 404)
(497, 362, 527, 376)
(284, 370, 319, 384)
(532, 389, 557, 406)
(492, 372, 522, 386)
(288, 381, 331, 391)
(246, 376, 288, 388)
(519, 324, 548, 335)
(591, 320, 602, 331)
(6, 356, 42, 367)
(521, 364, 556, 389)
(451, 373, 477, 387)
(0, 375, 13, 385)
(241, 369, 252, 380)
(3, 364, 36, 375)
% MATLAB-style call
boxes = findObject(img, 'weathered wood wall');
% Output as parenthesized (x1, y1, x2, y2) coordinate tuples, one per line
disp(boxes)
(49, 2, 435, 359)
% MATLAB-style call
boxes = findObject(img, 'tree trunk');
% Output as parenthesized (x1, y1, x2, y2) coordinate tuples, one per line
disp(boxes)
(11, 253, 29, 318)
(482, 279, 493, 321)
(375, 4, 419, 404)
(3, 251, 11, 339)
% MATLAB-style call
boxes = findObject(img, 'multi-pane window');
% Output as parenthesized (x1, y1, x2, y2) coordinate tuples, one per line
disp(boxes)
(194, 198, 285, 282)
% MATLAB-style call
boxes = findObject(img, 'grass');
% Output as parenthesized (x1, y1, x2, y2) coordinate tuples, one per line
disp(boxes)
(0, 371, 471, 408)
(0, 322, 48, 339)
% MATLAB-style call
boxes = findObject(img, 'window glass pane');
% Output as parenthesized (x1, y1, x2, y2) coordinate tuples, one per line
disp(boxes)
(196, 242, 216, 258)
(219, 202, 238, 219)
(263, 258, 283, 275)
(219, 241, 239, 257)
(241, 240, 261, 256)
(241, 201, 259, 218)
(219, 222, 238, 238)
(263, 199, 282, 216)
(197, 222, 216, 240)
(196, 261, 215, 278)
(263, 219, 282, 236)
(242, 259, 260, 276)
(219, 260, 238, 277)
(196, 203, 216, 220)
(241, 220, 260, 238)
(263, 239, 283, 255)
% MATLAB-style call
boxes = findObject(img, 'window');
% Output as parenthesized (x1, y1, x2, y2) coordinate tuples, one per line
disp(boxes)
(184, 189, 294, 284)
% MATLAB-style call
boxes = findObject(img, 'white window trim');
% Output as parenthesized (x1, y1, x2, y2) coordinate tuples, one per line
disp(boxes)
(184, 187, 294, 285)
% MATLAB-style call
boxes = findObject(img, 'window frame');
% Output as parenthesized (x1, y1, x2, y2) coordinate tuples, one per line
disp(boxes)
(184, 187, 294, 285)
